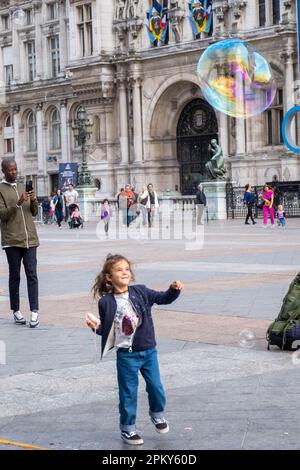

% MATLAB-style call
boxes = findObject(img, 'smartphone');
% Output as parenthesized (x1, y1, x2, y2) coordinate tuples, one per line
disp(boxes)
(25, 180, 33, 193)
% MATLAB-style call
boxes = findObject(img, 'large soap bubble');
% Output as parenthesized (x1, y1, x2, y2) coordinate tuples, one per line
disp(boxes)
(197, 39, 276, 118)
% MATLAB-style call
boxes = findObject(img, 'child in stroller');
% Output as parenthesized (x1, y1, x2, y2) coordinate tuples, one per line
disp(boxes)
(69, 204, 83, 229)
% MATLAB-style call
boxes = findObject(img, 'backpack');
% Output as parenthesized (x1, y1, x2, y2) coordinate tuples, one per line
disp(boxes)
(267, 273, 300, 350)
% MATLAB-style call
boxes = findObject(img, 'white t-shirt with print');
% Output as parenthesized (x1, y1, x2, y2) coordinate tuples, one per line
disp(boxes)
(65, 190, 78, 206)
(114, 292, 140, 349)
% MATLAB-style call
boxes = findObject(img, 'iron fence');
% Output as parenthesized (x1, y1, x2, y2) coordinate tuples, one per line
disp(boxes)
(226, 182, 300, 219)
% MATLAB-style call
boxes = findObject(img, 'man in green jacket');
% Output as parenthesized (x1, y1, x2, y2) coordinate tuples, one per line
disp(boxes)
(0, 158, 40, 328)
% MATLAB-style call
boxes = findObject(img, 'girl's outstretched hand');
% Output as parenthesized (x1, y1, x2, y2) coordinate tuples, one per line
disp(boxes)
(171, 281, 184, 290)
(85, 312, 101, 330)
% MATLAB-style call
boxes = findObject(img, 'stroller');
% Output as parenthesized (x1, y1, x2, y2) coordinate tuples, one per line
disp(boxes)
(68, 204, 84, 229)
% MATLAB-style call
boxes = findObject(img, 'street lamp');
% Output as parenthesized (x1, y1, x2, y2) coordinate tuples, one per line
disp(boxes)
(72, 105, 93, 187)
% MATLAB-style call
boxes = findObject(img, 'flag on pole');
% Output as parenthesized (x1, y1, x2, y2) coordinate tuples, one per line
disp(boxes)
(189, 0, 213, 37)
(145, 1, 168, 44)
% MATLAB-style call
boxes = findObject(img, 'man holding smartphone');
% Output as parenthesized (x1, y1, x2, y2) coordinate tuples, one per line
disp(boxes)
(0, 158, 40, 328)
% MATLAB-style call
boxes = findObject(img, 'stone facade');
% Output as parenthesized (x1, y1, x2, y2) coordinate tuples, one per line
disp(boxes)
(0, 0, 298, 197)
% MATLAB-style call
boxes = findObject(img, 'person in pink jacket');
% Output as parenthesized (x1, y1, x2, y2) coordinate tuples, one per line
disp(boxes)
(262, 184, 275, 228)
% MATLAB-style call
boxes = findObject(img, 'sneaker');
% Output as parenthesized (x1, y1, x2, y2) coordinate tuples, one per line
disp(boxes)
(13, 311, 26, 325)
(121, 431, 144, 445)
(29, 311, 39, 328)
(151, 417, 169, 434)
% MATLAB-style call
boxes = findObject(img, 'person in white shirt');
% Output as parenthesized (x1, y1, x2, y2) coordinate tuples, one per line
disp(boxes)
(64, 184, 78, 220)
(146, 183, 159, 227)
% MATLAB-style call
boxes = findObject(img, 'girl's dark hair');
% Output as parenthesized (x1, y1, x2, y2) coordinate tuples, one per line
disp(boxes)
(92, 254, 135, 298)
(245, 184, 250, 191)
(103, 198, 109, 204)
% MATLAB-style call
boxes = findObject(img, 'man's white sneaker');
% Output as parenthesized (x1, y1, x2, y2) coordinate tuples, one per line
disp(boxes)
(13, 311, 26, 325)
(29, 311, 39, 328)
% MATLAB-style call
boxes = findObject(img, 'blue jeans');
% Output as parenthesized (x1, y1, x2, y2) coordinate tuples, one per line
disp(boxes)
(277, 217, 286, 226)
(116, 347, 166, 432)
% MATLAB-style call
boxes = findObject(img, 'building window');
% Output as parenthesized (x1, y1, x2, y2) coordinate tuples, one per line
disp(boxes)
(4, 115, 14, 154)
(50, 36, 60, 77)
(266, 88, 284, 146)
(77, 4, 93, 57)
(1, 14, 11, 31)
(27, 111, 37, 152)
(272, 0, 280, 25)
(259, 0, 266, 27)
(26, 9, 33, 25)
(3, 46, 13, 86)
(27, 41, 36, 81)
(50, 109, 61, 149)
(48, 2, 58, 20)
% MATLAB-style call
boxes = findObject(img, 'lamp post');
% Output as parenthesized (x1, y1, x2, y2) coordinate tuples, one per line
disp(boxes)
(72, 105, 93, 187)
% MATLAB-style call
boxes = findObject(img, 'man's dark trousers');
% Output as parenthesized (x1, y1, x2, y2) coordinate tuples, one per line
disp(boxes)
(4, 247, 39, 312)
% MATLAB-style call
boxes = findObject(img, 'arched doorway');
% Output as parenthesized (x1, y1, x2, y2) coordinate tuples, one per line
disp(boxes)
(177, 98, 218, 195)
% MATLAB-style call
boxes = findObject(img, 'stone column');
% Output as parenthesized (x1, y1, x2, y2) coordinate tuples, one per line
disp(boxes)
(13, 106, 22, 173)
(60, 99, 69, 162)
(219, 112, 229, 158)
(281, 50, 296, 143)
(34, 2, 44, 79)
(59, 2, 67, 71)
(130, 76, 143, 163)
(12, 17, 20, 82)
(36, 102, 46, 195)
(236, 119, 246, 155)
(117, 75, 129, 165)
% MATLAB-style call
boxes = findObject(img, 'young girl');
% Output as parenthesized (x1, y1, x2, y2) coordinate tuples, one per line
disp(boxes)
(277, 204, 286, 228)
(70, 205, 83, 228)
(86, 254, 183, 446)
(100, 199, 111, 236)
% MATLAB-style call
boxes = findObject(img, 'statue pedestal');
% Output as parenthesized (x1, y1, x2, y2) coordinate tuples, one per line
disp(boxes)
(202, 181, 227, 220)
(77, 186, 98, 221)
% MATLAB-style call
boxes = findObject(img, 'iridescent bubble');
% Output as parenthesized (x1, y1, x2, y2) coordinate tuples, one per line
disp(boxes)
(239, 329, 256, 349)
(12, 9, 26, 25)
(197, 39, 276, 118)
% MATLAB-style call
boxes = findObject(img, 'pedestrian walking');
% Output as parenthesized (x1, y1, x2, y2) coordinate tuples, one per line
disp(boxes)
(277, 204, 287, 228)
(53, 189, 64, 228)
(101, 199, 111, 236)
(243, 184, 257, 225)
(146, 183, 159, 227)
(86, 254, 183, 446)
(195, 183, 207, 225)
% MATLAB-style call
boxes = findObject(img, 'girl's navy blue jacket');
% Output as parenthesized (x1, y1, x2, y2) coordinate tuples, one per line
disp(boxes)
(96, 284, 180, 357)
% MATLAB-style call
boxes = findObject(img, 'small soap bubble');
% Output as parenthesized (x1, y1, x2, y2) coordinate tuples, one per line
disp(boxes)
(239, 329, 256, 349)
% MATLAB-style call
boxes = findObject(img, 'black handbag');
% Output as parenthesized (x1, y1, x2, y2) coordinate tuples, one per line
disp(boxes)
(256, 201, 264, 210)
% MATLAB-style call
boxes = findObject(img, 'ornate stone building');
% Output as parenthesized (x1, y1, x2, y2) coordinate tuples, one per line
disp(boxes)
(0, 0, 298, 197)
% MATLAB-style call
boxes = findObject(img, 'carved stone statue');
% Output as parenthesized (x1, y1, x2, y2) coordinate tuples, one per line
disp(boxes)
(205, 139, 227, 180)
(127, 0, 140, 19)
(115, 0, 127, 21)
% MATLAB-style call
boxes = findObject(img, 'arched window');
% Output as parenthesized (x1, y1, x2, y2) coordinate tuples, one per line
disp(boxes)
(4, 114, 14, 154)
(50, 109, 61, 149)
(27, 111, 37, 151)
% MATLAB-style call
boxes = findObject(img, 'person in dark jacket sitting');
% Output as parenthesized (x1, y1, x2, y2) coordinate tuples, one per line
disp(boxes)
(86, 253, 183, 446)
(243, 183, 257, 225)
(195, 183, 207, 225)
